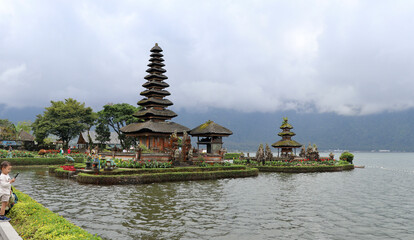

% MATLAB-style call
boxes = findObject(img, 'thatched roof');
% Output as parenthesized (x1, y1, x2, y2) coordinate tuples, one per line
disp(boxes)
(144, 73, 168, 80)
(142, 81, 169, 88)
(133, 108, 177, 119)
(75, 131, 121, 145)
(146, 67, 166, 74)
(189, 120, 233, 137)
(278, 131, 296, 137)
(271, 140, 302, 148)
(18, 130, 34, 142)
(121, 121, 190, 135)
(77, 133, 87, 144)
(280, 117, 293, 129)
(147, 62, 165, 67)
(140, 89, 171, 97)
(138, 98, 173, 106)
(151, 43, 163, 52)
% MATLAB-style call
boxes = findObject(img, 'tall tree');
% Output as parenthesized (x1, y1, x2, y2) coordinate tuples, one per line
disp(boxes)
(32, 98, 95, 148)
(0, 119, 17, 140)
(32, 114, 48, 144)
(97, 103, 141, 149)
(95, 120, 111, 146)
(15, 120, 33, 133)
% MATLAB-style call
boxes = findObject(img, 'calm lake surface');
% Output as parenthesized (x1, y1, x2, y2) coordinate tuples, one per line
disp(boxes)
(13, 153, 414, 240)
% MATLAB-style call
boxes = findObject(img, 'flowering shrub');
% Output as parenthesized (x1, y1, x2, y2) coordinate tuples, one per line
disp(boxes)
(0, 149, 35, 158)
(60, 165, 76, 171)
(115, 159, 172, 168)
(234, 158, 339, 167)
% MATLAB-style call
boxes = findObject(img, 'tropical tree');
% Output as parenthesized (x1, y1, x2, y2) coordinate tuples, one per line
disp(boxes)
(15, 120, 33, 133)
(0, 119, 17, 140)
(97, 103, 141, 149)
(32, 98, 96, 148)
(95, 120, 111, 146)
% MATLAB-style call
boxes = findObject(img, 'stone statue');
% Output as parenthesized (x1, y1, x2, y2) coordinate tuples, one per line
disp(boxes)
(265, 144, 273, 162)
(299, 146, 306, 157)
(188, 148, 193, 160)
(256, 144, 265, 164)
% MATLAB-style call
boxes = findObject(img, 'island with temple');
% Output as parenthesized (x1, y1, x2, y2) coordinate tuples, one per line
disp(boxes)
(47, 43, 353, 184)
(49, 43, 258, 184)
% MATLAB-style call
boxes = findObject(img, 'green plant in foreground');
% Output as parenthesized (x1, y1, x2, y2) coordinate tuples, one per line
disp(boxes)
(8, 188, 101, 240)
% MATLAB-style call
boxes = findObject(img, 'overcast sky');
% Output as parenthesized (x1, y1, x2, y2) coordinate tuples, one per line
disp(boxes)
(1, 0, 414, 116)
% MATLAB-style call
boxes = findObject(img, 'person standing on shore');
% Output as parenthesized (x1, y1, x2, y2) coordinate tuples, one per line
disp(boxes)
(0, 161, 15, 221)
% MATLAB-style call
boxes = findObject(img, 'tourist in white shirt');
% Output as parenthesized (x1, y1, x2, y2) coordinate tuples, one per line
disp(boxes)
(0, 161, 15, 222)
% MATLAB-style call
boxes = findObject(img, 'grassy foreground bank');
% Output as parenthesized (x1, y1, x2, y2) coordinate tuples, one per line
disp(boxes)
(8, 188, 101, 240)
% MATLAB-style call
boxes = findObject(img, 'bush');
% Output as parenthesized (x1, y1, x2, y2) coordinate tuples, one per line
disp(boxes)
(339, 152, 354, 164)
(77, 168, 259, 185)
(224, 153, 242, 160)
(8, 188, 101, 239)
(5, 157, 85, 166)
(0, 149, 35, 158)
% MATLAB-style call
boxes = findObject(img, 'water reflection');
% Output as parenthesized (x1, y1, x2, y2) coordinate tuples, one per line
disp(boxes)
(11, 154, 414, 240)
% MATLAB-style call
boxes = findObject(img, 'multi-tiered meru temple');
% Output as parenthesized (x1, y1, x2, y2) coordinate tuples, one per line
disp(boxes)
(121, 43, 189, 151)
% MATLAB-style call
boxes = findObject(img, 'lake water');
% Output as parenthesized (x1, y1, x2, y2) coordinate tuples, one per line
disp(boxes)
(12, 153, 414, 240)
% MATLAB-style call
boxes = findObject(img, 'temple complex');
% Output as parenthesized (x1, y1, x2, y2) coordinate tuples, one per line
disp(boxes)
(190, 120, 233, 155)
(271, 117, 302, 158)
(121, 43, 189, 151)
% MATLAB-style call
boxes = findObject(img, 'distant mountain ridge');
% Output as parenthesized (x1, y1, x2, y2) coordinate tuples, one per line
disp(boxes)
(175, 108, 414, 152)
(2, 104, 414, 152)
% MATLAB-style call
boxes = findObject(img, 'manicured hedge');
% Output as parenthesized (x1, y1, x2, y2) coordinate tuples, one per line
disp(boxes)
(4, 157, 84, 166)
(224, 153, 243, 160)
(77, 168, 259, 185)
(7, 188, 101, 240)
(98, 165, 247, 175)
(256, 164, 354, 173)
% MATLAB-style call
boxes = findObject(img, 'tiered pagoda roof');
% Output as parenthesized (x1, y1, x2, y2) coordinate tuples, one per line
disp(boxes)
(134, 43, 177, 121)
(189, 120, 233, 137)
(121, 43, 189, 136)
(272, 117, 302, 148)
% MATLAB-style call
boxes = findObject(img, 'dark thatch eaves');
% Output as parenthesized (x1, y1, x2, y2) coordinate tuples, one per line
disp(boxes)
(133, 108, 177, 118)
(120, 121, 190, 135)
(271, 140, 302, 148)
(18, 130, 34, 142)
(144, 74, 168, 80)
(278, 131, 296, 137)
(151, 43, 163, 52)
(280, 122, 293, 129)
(138, 98, 173, 106)
(189, 120, 233, 137)
(140, 89, 171, 97)
(142, 81, 169, 88)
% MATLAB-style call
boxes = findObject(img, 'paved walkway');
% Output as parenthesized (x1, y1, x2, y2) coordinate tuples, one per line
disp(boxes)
(0, 222, 22, 240)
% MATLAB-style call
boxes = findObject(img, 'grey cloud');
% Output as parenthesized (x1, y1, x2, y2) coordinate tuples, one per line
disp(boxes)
(1, 0, 414, 116)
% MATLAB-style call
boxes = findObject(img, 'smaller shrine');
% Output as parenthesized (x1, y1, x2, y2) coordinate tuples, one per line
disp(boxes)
(190, 120, 232, 156)
(271, 117, 302, 158)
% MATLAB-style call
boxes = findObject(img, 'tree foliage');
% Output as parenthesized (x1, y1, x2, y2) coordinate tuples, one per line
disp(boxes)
(32, 98, 96, 148)
(16, 120, 33, 133)
(339, 152, 354, 164)
(95, 120, 111, 145)
(97, 103, 141, 149)
(0, 119, 17, 140)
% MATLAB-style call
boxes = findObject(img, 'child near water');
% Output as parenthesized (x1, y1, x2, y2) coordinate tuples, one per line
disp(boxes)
(0, 161, 15, 221)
